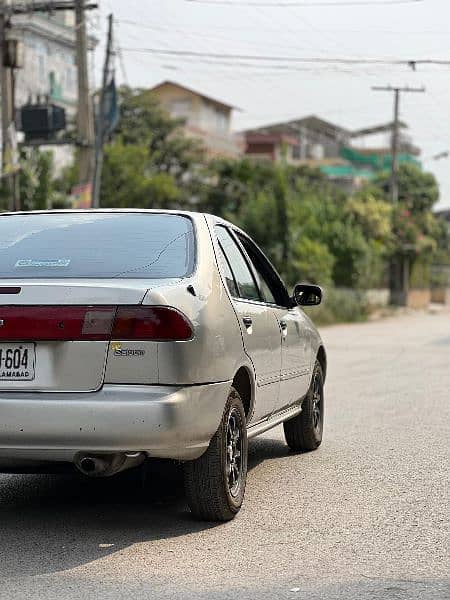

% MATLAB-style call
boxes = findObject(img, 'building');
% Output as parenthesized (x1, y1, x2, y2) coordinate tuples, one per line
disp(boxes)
(1, 9, 95, 171)
(243, 116, 352, 164)
(150, 81, 244, 159)
(243, 115, 422, 193)
(244, 131, 300, 165)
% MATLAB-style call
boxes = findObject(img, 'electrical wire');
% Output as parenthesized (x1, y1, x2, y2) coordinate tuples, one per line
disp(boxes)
(117, 18, 450, 37)
(120, 47, 450, 68)
(117, 18, 312, 54)
(185, 0, 425, 7)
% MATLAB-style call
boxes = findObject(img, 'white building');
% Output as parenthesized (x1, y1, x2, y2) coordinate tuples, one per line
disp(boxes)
(2, 9, 96, 171)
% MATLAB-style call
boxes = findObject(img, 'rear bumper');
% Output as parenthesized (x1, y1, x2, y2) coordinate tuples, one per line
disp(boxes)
(0, 382, 231, 466)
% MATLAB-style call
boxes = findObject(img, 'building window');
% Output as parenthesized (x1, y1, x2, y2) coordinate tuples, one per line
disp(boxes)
(216, 110, 228, 133)
(66, 67, 75, 92)
(38, 55, 45, 80)
(169, 99, 192, 120)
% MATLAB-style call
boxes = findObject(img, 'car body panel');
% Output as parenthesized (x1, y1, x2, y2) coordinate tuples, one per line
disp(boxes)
(0, 280, 151, 392)
(272, 306, 312, 410)
(205, 213, 323, 419)
(0, 381, 232, 464)
(231, 299, 282, 421)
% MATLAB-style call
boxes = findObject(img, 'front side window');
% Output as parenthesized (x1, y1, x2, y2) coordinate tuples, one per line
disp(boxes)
(215, 226, 260, 301)
(0, 213, 195, 279)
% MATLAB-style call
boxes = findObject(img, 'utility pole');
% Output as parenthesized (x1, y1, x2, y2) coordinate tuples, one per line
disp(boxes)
(372, 85, 425, 204)
(75, 0, 95, 195)
(372, 85, 425, 305)
(0, 4, 10, 177)
(92, 13, 114, 208)
(1, 1, 20, 211)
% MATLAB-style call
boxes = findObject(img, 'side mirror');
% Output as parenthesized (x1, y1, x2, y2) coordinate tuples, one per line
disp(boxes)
(292, 283, 322, 307)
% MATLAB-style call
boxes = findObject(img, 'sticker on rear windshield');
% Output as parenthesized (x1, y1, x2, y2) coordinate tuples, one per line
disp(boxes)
(15, 259, 71, 268)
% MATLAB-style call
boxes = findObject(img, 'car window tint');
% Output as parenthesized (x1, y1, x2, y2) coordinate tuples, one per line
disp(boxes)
(216, 242, 239, 297)
(215, 227, 260, 301)
(0, 213, 195, 279)
(236, 232, 289, 307)
(252, 266, 277, 304)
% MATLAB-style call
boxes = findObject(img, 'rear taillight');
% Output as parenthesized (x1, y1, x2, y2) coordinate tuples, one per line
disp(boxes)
(0, 306, 193, 342)
(112, 306, 193, 341)
(0, 306, 115, 341)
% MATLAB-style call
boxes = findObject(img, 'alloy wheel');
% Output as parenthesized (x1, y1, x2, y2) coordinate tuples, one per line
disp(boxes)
(226, 408, 243, 498)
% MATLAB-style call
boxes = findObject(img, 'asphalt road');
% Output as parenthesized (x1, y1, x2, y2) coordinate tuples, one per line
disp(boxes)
(0, 310, 449, 599)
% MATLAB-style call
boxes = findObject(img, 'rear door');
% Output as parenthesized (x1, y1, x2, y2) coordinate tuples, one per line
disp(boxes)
(215, 226, 281, 423)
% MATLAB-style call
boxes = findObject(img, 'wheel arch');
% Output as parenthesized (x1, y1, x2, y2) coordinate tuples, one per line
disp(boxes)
(232, 366, 254, 422)
(316, 345, 327, 382)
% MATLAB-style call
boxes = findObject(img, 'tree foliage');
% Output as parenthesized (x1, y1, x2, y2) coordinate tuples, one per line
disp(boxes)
(9, 89, 446, 299)
(98, 87, 206, 209)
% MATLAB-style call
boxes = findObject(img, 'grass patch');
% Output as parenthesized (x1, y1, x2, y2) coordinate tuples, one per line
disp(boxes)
(305, 287, 371, 326)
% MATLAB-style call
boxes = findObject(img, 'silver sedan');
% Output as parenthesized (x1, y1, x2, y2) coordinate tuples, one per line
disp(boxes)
(0, 210, 326, 521)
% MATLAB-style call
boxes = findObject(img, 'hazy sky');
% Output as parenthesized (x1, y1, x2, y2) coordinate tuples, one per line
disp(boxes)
(94, 0, 450, 209)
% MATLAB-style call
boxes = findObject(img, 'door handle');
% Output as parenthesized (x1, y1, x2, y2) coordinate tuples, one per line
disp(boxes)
(242, 316, 253, 330)
(280, 320, 288, 337)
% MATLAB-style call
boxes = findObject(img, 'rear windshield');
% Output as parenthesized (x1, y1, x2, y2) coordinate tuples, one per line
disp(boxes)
(0, 212, 195, 279)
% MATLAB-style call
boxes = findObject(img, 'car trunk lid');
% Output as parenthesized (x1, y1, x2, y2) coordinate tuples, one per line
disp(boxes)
(0, 280, 149, 392)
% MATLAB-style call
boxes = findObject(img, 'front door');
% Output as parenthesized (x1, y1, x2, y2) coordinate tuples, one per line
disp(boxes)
(215, 226, 282, 423)
(273, 306, 311, 410)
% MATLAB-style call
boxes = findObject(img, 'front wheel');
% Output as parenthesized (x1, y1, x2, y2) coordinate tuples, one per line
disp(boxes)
(283, 360, 324, 452)
(184, 387, 248, 521)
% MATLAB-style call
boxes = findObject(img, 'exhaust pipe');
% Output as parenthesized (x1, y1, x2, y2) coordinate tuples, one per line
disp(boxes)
(75, 452, 145, 478)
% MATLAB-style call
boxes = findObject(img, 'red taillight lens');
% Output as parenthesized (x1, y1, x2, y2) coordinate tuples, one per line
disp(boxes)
(112, 306, 193, 341)
(0, 306, 193, 342)
(0, 306, 116, 341)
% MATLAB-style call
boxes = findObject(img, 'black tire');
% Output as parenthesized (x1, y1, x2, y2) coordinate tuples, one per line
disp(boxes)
(283, 360, 324, 452)
(184, 387, 248, 521)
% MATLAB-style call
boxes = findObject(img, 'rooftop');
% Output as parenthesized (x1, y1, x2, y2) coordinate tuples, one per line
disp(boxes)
(149, 80, 239, 112)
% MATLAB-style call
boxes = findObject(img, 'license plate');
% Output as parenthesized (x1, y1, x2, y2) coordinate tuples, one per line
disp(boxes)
(0, 343, 36, 381)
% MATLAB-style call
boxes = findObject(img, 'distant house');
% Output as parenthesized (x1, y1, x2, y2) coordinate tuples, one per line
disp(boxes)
(245, 131, 300, 165)
(435, 209, 450, 227)
(347, 121, 421, 170)
(243, 115, 352, 164)
(243, 115, 422, 193)
(150, 81, 243, 159)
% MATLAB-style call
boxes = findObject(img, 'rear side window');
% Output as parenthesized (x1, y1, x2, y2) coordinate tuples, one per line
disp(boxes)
(0, 213, 195, 279)
(215, 226, 261, 301)
(216, 243, 239, 298)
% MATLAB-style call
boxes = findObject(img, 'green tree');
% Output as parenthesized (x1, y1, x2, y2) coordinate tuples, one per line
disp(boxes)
(0, 149, 60, 212)
(97, 87, 206, 209)
(100, 142, 180, 208)
(369, 164, 443, 288)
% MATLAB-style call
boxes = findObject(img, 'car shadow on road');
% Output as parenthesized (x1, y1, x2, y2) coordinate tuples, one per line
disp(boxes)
(0, 435, 290, 578)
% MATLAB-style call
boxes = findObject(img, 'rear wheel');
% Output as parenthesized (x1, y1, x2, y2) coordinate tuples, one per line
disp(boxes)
(283, 360, 324, 452)
(184, 387, 248, 521)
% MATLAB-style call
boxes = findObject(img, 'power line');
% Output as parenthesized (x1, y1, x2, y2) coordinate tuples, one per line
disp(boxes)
(117, 18, 312, 53)
(118, 18, 450, 37)
(185, 0, 424, 6)
(120, 47, 450, 68)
